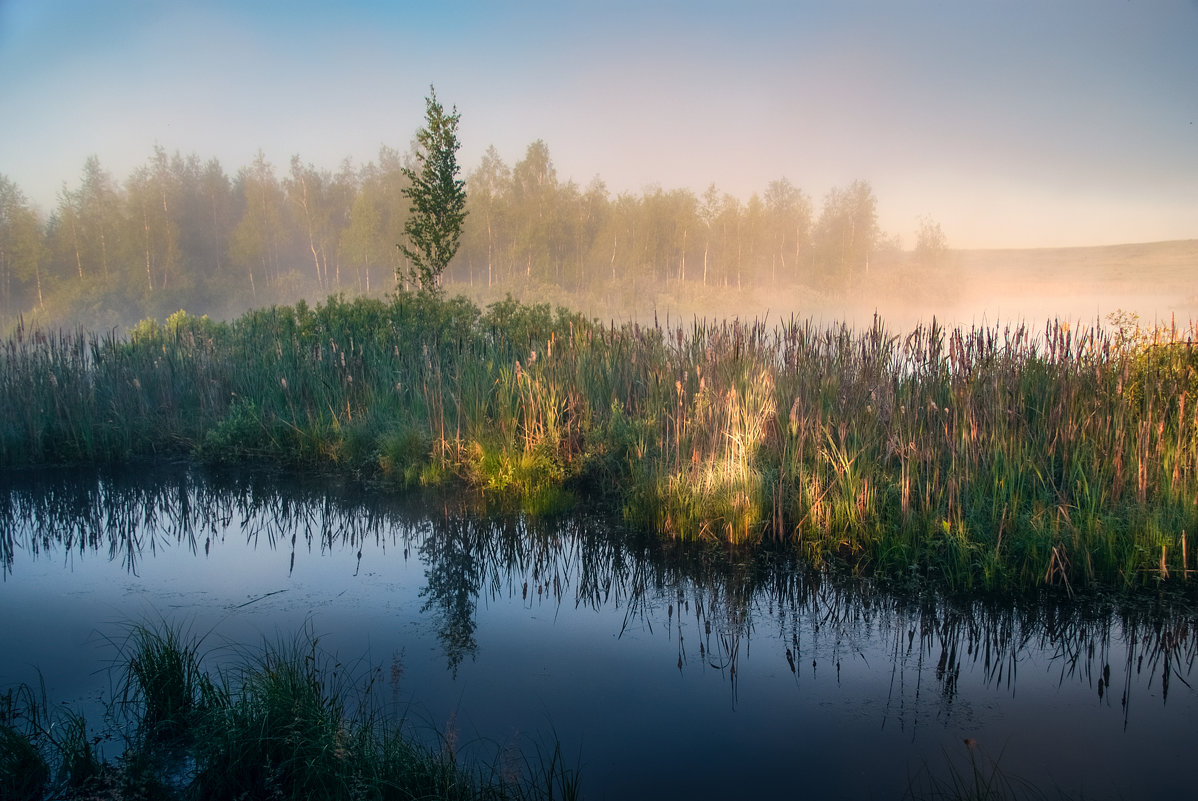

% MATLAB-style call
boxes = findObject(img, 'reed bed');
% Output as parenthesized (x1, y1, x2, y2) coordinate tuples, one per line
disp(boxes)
(2, 294, 1196, 592)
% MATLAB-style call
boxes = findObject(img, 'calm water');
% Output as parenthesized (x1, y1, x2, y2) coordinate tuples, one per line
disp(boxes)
(1, 464, 1195, 800)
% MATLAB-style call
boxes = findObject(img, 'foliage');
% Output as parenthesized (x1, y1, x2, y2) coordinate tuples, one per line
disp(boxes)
(399, 85, 468, 294)
(0, 123, 931, 333)
(914, 214, 948, 270)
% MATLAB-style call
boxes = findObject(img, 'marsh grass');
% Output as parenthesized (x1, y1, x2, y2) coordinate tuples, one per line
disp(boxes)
(0, 679, 109, 800)
(0, 684, 51, 801)
(1, 622, 580, 801)
(3, 292, 1196, 592)
(112, 619, 217, 743)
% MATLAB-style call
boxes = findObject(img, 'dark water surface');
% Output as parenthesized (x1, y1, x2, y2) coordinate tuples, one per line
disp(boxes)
(2, 464, 1195, 800)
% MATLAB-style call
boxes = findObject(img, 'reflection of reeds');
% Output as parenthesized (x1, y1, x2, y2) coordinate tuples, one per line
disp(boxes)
(3, 294, 1197, 590)
(904, 739, 1053, 801)
(4, 465, 1193, 724)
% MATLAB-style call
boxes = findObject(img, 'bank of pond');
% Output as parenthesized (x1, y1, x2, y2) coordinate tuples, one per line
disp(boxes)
(1, 465, 1195, 799)
(4, 292, 1197, 595)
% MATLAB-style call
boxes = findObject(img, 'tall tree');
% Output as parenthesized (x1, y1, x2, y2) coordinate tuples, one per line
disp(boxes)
(342, 161, 385, 293)
(76, 156, 121, 282)
(126, 146, 182, 294)
(913, 214, 948, 270)
(741, 193, 765, 288)
(576, 176, 609, 289)
(699, 184, 720, 287)
(230, 151, 285, 298)
(286, 155, 336, 290)
(398, 85, 467, 293)
(716, 192, 742, 288)
(52, 182, 85, 282)
(763, 177, 812, 285)
(199, 158, 235, 288)
(814, 180, 878, 288)
(510, 139, 557, 281)
(465, 145, 510, 287)
(0, 175, 44, 315)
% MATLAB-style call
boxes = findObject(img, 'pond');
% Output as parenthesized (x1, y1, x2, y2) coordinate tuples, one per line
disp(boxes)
(1, 464, 1195, 799)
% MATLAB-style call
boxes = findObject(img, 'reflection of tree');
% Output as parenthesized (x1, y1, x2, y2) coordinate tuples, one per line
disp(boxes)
(419, 516, 481, 675)
(2, 465, 1196, 724)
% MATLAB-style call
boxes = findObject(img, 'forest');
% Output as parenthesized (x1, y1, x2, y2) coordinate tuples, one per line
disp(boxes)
(0, 140, 947, 333)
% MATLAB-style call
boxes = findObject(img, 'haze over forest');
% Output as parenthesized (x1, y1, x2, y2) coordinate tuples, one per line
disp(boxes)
(0, 139, 937, 326)
(1, 0, 1196, 331)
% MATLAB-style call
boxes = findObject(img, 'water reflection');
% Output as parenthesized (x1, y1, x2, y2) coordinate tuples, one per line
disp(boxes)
(2, 464, 1196, 797)
(419, 516, 483, 674)
(3, 464, 1194, 718)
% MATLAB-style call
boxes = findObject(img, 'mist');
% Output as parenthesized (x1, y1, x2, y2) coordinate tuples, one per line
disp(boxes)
(1, 135, 1195, 337)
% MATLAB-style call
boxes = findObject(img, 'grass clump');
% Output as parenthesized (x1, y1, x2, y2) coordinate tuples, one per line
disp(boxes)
(0, 686, 51, 801)
(190, 634, 364, 799)
(1, 621, 581, 801)
(114, 620, 217, 743)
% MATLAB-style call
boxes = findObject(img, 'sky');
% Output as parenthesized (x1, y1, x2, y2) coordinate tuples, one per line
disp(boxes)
(1, 0, 1195, 249)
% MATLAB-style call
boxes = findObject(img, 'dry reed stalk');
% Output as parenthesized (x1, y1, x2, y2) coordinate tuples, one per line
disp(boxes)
(1045, 545, 1073, 597)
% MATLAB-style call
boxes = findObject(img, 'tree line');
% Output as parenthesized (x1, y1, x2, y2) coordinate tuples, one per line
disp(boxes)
(0, 137, 946, 330)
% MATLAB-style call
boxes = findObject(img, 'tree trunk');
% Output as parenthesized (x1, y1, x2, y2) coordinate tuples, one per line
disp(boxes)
(679, 227, 687, 282)
(610, 233, 617, 282)
(99, 229, 109, 280)
(70, 216, 83, 280)
(142, 205, 154, 291)
(703, 238, 709, 287)
(486, 211, 493, 288)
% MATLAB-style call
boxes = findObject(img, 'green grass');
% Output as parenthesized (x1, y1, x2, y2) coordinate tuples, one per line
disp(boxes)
(2, 292, 1197, 593)
(0, 685, 52, 801)
(113, 619, 217, 743)
(0, 622, 580, 801)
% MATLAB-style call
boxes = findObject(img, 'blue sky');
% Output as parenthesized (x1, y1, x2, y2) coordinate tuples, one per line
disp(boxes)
(1, 0, 1195, 248)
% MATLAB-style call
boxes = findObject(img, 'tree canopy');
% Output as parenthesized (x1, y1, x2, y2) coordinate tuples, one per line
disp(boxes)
(398, 86, 467, 293)
(0, 89, 952, 332)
